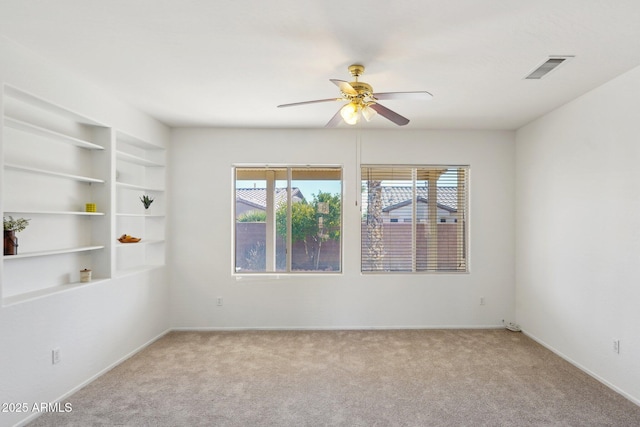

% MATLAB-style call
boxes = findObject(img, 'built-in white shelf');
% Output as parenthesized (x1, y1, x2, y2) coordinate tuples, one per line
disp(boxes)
(3, 245, 105, 260)
(4, 163, 105, 183)
(116, 181, 164, 192)
(4, 117, 104, 150)
(2, 278, 110, 307)
(3, 209, 105, 216)
(2, 85, 166, 305)
(116, 150, 164, 167)
(116, 212, 165, 218)
(4, 85, 104, 126)
(115, 239, 164, 248)
(113, 129, 166, 283)
(116, 130, 164, 151)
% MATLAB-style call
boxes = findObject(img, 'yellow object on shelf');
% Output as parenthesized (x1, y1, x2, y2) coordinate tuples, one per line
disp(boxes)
(118, 234, 141, 243)
(85, 203, 97, 212)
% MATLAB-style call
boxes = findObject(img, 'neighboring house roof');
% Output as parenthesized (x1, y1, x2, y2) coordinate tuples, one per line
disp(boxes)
(238, 186, 457, 212)
(236, 188, 305, 210)
(378, 187, 459, 212)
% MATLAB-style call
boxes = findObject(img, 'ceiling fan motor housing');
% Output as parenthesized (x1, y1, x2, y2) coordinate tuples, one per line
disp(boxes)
(348, 64, 365, 77)
(349, 81, 373, 96)
(345, 64, 373, 101)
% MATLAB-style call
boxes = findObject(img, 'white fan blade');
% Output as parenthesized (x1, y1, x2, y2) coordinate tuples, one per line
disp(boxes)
(325, 108, 344, 128)
(373, 91, 433, 101)
(330, 79, 358, 96)
(278, 98, 341, 108)
(369, 103, 410, 126)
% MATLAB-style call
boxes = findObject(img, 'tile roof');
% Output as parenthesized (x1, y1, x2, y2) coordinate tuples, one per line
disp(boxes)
(378, 187, 459, 211)
(237, 187, 459, 211)
(236, 188, 304, 209)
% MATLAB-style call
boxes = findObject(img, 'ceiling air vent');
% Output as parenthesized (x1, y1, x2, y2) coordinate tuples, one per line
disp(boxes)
(525, 56, 573, 79)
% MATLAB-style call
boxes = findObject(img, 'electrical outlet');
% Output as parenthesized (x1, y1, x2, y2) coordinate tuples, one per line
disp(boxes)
(52, 348, 61, 365)
(217, 297, 223, 306)
(480, 297, 485, 305)
(613, 339, 620, 354)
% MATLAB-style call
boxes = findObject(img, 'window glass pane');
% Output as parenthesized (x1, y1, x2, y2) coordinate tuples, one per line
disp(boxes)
(361, 168, 413, 272)
(361, 166, 468, 273)
(415, 168, 460, 272)
(235, 176, 267, 272)
(234, 168, 287, 273)
(429, 168, 467, 272)
(235, 166, 341, 274)
(289, 168, 342, 272)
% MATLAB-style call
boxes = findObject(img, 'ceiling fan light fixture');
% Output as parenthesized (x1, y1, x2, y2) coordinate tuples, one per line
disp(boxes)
(279, 64, 428, 127)
(340, 102, 360, 125)
(362, 104, 377, 122)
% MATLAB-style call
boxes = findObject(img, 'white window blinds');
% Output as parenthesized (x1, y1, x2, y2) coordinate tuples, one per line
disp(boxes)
(361, 166, 468, 273)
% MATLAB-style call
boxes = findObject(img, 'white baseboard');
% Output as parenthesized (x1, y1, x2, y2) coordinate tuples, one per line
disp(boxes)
(171, 324, 505, 331)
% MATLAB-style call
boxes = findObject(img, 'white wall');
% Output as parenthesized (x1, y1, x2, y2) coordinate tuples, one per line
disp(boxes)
(0, 37, 171, 427)
(169, 128, 516, 329)
(516, 65, 640, 404)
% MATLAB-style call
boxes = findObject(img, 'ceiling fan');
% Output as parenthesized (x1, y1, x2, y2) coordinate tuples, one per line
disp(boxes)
(277, 64, 433, 127)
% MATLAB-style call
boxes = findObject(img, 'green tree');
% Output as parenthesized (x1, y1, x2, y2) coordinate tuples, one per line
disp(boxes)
(276, 191, 341, 270)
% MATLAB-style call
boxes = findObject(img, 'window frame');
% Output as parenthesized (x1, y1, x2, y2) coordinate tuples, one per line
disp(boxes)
(233, 164, 343, 275)
(360, 164, 469, 274)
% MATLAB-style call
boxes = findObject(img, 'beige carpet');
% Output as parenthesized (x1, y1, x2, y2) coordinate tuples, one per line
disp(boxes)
(29, 329, 640, 426)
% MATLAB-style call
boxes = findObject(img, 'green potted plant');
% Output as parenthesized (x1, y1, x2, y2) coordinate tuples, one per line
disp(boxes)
(3, 216, 30, 255)
(140, 194, 154, 211)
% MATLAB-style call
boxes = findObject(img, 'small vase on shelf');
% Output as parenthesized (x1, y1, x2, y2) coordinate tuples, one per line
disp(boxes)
(4, 230, 18, 255)
(3, 216, 30, 256)
(80, 269, 92, 283)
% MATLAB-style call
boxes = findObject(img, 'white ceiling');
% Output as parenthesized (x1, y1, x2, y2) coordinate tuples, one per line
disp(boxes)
(1, 0, 640, 130)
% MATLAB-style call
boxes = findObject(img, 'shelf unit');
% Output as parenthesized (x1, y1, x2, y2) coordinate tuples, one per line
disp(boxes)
(114, 130, 166, 276)
(1, 85, 166, 305)
(4, 245, 105, 260)
(5, 116, 105, 149)
(2, 278, 111, 307)
(5, 163, 105, 184)
(4, 210, 105, 216)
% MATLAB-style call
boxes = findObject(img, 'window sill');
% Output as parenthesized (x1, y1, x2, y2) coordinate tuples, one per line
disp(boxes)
(234, 272, 342, 281)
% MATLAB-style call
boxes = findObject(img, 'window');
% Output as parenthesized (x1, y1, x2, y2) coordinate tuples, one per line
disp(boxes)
(235, 166, 342, 273)
(361, 166, 468, 273)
